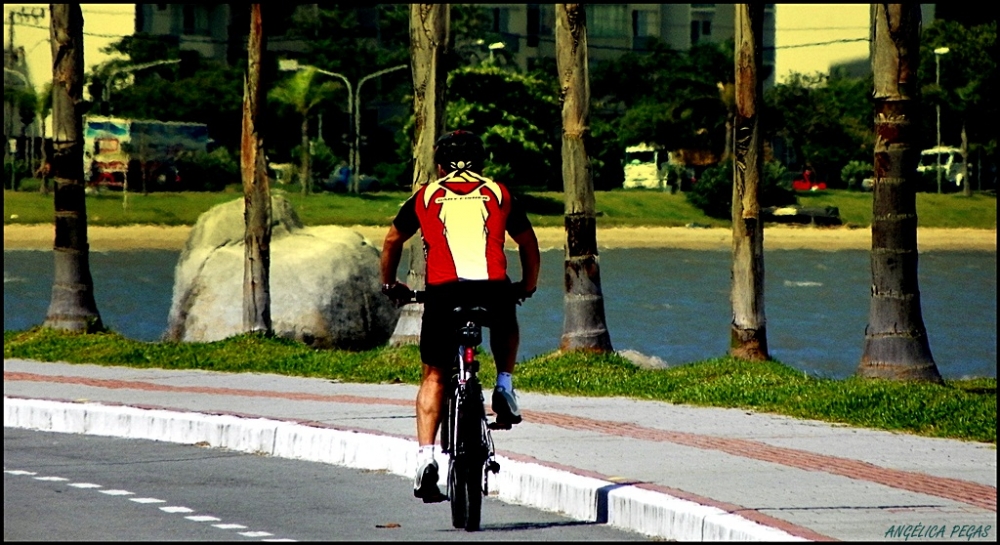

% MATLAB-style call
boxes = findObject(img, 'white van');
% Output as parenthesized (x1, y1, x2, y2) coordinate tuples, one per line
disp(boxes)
(623, 143, 665, 189)
(917, 146, 964, 191)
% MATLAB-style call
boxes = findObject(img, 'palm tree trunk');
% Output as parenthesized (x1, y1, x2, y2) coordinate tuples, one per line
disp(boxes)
(390, 4, 449, 346)
(300, 115, 310, 195)
(961, 122, 971, 197)
(241, 3, 272, 335)
(729, 4, 768, 361)
(38, 117, 49, 195)
(856, 4, 941, 382)
(556, 4, 612, 352)
(43, 4, 103, 333)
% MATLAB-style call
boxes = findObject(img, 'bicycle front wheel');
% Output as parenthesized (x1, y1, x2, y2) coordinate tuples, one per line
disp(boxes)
(448, 380, 486, 531)
(449, 460, 482, 531)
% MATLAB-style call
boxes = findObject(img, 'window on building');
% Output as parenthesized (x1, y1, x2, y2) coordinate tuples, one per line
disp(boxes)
(586, 5, 628, 38)
(632, 9, 659, 37)
(690, 18, 713, 44)
(492, 8, 509, 33)
(527, 4, 540, 47)
(183, 5, 196, 35)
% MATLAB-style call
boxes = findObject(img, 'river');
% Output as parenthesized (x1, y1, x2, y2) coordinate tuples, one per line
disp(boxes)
(4, 248, 995, 380)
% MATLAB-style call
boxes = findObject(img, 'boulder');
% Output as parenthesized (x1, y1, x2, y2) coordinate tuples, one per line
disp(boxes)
(164, 195, 399, 349)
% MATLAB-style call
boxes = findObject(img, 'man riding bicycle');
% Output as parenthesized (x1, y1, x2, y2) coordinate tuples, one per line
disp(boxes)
(379, 130, 541, 501)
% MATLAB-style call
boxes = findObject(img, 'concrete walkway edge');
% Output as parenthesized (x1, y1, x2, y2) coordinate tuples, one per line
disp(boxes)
(4, 396, 804, 541)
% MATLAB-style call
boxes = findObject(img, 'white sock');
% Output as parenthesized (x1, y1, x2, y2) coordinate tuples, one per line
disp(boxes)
(496, 372, 513, 391)
(418, 445, 435, 462)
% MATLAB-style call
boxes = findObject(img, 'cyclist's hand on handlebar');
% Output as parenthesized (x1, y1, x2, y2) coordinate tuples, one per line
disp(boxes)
(512, 280, 536, 305)
(381, 281, 412, 307)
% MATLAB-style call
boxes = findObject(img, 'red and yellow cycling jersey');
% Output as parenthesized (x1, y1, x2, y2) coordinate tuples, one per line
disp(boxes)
(393, 172, 531, 286)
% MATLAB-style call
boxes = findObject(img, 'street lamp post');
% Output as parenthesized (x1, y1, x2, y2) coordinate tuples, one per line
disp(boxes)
(934, 46, 950, 194)
(352, 64, 406, 193)
(104, 59, 181, 115)
(4, 67, 32, 187)
(279, 60, 407, 193)
(280, 59, 354, 190)
(488, 41, 505, 64)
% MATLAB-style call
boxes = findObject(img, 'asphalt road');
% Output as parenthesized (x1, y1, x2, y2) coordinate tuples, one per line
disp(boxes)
(3, 428, 646, 541)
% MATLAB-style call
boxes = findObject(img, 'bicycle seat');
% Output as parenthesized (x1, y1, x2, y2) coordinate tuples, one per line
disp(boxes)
(451, 305, 489, 326)
(452, 306, 488, 347)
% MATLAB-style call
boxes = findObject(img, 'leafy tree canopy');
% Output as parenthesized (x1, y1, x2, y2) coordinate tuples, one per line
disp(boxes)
(919, 19, 997, 157)
(762, 71, 872, 188)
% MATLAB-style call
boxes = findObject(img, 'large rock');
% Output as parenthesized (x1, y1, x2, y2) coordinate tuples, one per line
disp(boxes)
(164, 195, 399, 349)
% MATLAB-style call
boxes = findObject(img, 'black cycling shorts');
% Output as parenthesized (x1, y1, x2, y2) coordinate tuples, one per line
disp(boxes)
(420, 279, 517, 368)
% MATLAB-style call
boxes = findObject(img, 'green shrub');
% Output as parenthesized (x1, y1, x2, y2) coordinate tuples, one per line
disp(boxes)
(686, 160, 797, 219)
(3, 158, 33, 190)
(841, 160, 872, 191)
(174, 147, 240, 191)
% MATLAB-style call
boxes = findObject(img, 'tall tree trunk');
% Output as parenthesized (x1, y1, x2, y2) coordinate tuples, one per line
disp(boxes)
(856, 5, 941, 382)
(960, 122, 971, 197)
(390, 4, 449, 346)
(300, 114, 310, 195)
(556, 4, 612, 352)
(729, 4, 768, 361)
(43, 4, 103, 333)
(242, 3, 272, 335)
(38, 116, 49, 195)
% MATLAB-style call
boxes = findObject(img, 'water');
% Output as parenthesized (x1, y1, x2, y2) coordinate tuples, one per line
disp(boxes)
(4, 248, 996, 380)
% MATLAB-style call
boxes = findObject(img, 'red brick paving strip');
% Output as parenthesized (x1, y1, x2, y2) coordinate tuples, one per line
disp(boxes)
(6, 370, 995, 516)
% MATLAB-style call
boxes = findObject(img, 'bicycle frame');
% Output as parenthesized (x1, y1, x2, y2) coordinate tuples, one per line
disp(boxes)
(403, 291, 501, 531)
(441, 305, 500, 531)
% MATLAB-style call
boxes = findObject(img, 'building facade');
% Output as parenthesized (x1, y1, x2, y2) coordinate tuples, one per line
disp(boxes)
(479, 4, 776, 87)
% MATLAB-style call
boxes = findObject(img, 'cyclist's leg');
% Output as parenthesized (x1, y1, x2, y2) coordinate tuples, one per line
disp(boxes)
(487, 282, 522, 425)
(416, 363, 447, 446)
(414, 292, 452, 501)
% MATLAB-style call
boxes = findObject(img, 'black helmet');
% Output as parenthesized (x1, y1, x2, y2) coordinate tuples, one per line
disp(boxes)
(434, 130, 486, 174)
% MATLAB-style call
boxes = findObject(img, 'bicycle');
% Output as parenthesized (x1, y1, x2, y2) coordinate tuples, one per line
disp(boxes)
(406, 290, 503, 532)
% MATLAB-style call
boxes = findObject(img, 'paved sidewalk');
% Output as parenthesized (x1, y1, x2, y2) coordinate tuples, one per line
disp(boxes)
(4, 359, 996, 541)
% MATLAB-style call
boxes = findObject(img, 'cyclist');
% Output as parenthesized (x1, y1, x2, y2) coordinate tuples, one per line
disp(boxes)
(379, 129, 541, 501)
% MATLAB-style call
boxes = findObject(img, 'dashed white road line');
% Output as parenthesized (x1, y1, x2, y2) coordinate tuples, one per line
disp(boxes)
(160, 506, 194, 513)
(213, 523, 248, 529)
(99, 489, 134, 496)
(240, 531, 275, 538)
(7, 467, 294, 541)
(130, 497, 166, 504)
(186, 515, 222, 522)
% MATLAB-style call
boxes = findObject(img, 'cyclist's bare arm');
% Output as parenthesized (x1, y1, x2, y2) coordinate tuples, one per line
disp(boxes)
(380, 224, 414, 286)
(512, 227, 540, 293)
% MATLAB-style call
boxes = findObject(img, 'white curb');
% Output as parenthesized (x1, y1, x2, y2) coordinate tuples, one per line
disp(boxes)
(5, 397, 805, 541)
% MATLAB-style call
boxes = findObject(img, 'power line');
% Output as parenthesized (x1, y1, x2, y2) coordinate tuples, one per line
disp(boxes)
(774, 38, 869, 49)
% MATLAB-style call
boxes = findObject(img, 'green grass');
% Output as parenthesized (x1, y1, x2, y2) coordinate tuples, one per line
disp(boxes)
(797, 190, 998, 228)
(4, 328, 995, 444)
(6, 185, 996, 229)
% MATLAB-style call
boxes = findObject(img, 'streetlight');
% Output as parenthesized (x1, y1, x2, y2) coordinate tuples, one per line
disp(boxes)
(352, 64, 406, 193)
(933, 46, 950, 194)
(279, 59, 353, 190)
(488, 41, 505, 64)
(103, 59, 181, 115)
(4, 68, 33, 186)
(281, 60, 406, 193)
